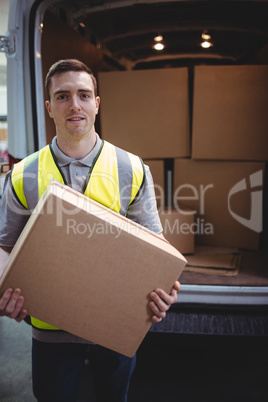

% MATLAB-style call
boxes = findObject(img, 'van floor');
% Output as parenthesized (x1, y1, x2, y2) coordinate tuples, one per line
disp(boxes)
(180, 249, 268, 286)
(0, 318, 267, 401)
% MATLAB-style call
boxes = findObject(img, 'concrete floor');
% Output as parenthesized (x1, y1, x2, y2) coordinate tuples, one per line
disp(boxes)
(0, 317, 267, 402)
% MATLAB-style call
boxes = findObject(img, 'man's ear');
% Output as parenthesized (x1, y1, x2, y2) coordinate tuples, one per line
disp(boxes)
(95, 96, 100, 115)
(45, 100, 53, 118)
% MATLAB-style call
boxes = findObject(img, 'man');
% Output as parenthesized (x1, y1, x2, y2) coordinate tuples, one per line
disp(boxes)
(0, 59, 180, 402)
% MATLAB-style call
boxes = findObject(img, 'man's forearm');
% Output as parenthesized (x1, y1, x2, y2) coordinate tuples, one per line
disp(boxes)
(0, 246, 12, 278)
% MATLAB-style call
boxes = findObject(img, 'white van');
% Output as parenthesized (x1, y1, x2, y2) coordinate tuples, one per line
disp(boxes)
(1, 0, 268, 334)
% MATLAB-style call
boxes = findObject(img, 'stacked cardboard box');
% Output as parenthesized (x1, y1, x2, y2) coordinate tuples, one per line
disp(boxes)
(159, 208, 195, 255)
(173, 159, 264, 250)
(98, 68, 190, 159)
(191, 65, 268, 161)
(144, 159, 195, 254)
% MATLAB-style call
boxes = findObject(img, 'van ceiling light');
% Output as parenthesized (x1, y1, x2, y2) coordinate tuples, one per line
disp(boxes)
(79, 22, 86, 28)
(201, 40, 213, 49)
(154, 35, 163, 42)
(201, 30, 211, 40)
(153, 43, 164, 50)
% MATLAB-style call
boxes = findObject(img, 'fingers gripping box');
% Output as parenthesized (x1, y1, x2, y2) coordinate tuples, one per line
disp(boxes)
(0, 181, 186, 357)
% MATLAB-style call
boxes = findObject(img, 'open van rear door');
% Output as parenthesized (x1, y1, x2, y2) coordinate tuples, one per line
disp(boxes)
(4, 0, 48, 160)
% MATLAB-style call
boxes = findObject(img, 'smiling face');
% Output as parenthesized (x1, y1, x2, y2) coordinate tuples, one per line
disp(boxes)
(45, 70, 100, 143)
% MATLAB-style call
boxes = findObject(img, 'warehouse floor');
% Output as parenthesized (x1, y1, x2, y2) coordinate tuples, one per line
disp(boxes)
(0, 316, 267, 402)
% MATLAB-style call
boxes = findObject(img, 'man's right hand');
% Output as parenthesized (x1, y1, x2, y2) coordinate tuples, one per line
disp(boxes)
(0, 288, 28, 322)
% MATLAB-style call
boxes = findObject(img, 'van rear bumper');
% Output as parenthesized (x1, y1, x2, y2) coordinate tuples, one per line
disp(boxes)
(178, 284, 268, 305)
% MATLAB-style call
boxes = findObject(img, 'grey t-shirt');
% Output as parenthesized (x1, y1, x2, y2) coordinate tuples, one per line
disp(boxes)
(0, 134, 162, 343)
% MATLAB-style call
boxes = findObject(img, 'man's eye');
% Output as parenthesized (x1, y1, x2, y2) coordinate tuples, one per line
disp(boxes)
(57, 95, 68, 100)
(81, 93, 90, 99)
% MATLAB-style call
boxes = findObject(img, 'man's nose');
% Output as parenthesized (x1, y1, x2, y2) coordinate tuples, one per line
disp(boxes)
(70, 96, 81, 111)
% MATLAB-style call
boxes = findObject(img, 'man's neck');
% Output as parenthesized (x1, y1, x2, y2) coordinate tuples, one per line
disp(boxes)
(56, 132, 97, 159)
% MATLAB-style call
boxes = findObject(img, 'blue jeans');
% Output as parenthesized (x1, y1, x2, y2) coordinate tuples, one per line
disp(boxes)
(32, 339, 136, 402)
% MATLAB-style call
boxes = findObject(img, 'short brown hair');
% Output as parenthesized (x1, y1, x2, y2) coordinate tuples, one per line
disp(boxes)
(45, 59, 97, 100)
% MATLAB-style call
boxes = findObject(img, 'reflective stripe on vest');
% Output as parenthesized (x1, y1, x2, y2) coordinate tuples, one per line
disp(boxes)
(11, 139, 145, 331)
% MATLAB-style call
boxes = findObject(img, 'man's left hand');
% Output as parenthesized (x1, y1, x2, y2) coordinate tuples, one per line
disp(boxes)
(149, 281, 180, 323)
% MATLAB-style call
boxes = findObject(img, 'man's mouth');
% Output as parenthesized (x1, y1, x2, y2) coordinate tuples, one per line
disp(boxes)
(67, 116, 86, 125)
(67, 117, 85, 121)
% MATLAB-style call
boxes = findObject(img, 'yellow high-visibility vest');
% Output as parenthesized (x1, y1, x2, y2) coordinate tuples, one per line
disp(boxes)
(11, 139, 145, 331)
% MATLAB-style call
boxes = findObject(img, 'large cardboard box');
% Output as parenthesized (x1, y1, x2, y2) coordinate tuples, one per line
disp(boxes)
(0, 181, 186, 357)
(159, 208, 195, 255)
(98, 68, 190, 159)
(173, 159, 265, 250)
(192, 65, 268, 161)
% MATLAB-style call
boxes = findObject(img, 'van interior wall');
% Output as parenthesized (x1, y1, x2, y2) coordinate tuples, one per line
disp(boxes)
(41, 11, 104, 144)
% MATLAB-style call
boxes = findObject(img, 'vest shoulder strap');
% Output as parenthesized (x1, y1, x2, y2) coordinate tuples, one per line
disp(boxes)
(11, 145, 66, 210)
(11, 150, 40, 209)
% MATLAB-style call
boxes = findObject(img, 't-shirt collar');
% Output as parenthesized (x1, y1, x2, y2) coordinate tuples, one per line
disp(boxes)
(51, 134, 102, 167)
